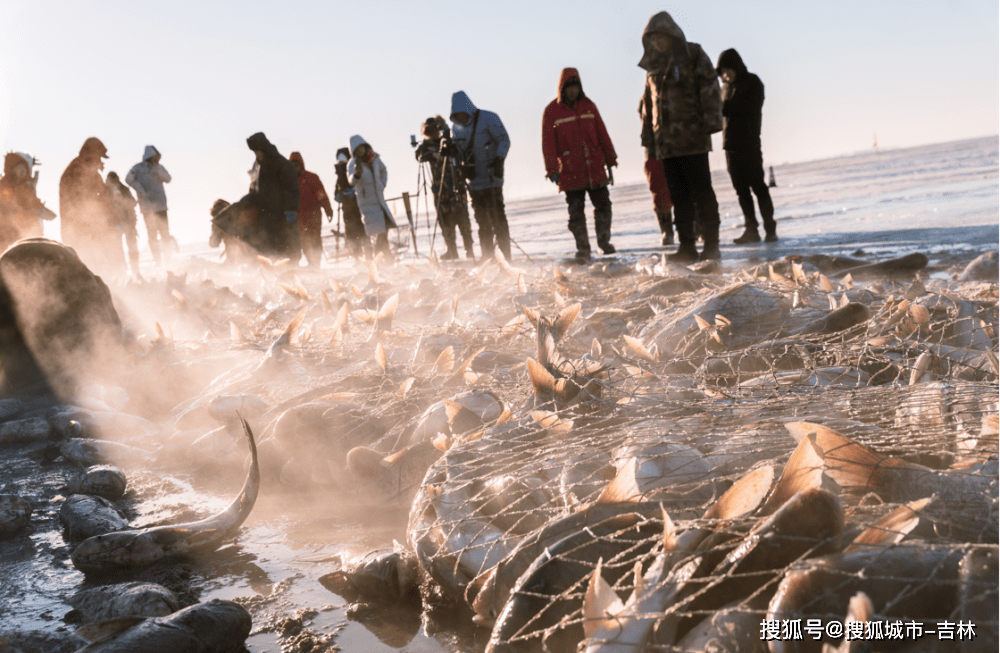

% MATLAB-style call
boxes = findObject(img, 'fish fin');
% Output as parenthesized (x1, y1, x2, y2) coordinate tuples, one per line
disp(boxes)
(397, 377, 415, 398)
(530, 409, 573, 434)
(75, 617, 147, 643)
(703, 465, 775, 520)
(526, 357, 556, 398)
(443, 400, 485, 434)
(784, 421, 913, 490)
(329, 327, 343, 345)
(329, 278, 344, 292)
(278, 308, 309, 347)
(910, 303, 929, 324)
(829, 295, 839, 311)
(517, 273, 527, 295)
(552, 303, 582, 340)
(229, 321, 245, 342)
(792, 261, 806, 282)
(844, 497, 932, 552)
(495, 249, 520, 277)
(842, 273, 854, 289)
(840, 293, 850, 308)
(554, 267, 568, 281)
(538, 326, 559, 368)
(374, 341, 387, 373)
(353, 308, 376, 325)
(432, 346, 455, 375)
(623, 335, 657, 363)
(446, 347, 486, 386)
(553, 289, 567, 307)
(591, 338, 602, 358)
(819, 274, 835, 292)
(333, 302, 349, 332)
(523, 306, 540, 329)
(294, 278, 310, 300)
(432, 433, 452, 452)
(320, 290, 332, 313)
(369, 260, 383, 286)
(761, 435, 826, 514)
(258, 254, 275, 268)
(661, 505, 677, 550)
(378, 293, 399, 321)
(846, 591, 874, 624)
(500, 313, 526, 337)
(597, 457, 640, 503)
(496, 408, 513, 425)
(347, 446, 388, 480)
(583, 559, 625, 639)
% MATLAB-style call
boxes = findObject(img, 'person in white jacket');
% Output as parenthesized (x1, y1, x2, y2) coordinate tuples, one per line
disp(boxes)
(125, 145, 172, 265)
(347, 135, 396, 261)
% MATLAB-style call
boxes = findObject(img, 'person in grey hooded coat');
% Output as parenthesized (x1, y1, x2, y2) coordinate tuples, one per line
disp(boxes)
(125, 145, 172, 265)
(449, 91, 511, 261)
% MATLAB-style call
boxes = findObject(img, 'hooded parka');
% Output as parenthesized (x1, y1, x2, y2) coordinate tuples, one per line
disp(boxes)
(59, 138, 117, 266)
(450, 92, 510, 192)
(125, 146, 171, 214)
(347, 135, 396, 236)
(245, 132, 300, 256)
(0, 153, 50, 251)
(542, 69, 617, 193)
(638, 12, 722, 159)
(288, 152, 332, 263)
(716, 49, 764, 151)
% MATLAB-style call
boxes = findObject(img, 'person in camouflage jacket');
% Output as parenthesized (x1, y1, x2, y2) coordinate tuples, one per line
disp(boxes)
(415, 116, 475, 260)
(639, 11, 723, 262)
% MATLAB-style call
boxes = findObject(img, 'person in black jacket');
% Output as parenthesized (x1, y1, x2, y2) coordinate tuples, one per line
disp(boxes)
(333, 147, 370, 259)
(717, 49, 777, 244)
(245, 132, 301, 258)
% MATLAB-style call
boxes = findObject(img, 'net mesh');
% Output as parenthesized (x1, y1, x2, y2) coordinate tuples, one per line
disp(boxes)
(389, 262, 998, 650)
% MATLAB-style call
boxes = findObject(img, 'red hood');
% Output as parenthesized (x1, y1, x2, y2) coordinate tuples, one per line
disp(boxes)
(558, 67, 582, 96)
(289, 151, 306, 174)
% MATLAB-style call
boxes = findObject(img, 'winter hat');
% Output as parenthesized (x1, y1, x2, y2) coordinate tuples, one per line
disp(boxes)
(336, 147, 350, 163)
(106, 171, 120, 182)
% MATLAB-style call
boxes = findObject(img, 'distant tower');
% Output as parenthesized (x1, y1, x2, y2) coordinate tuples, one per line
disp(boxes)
(768, 166, 777, 188)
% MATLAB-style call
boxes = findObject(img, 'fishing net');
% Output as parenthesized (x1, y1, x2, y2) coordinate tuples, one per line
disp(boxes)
(395, 259, 999, 651)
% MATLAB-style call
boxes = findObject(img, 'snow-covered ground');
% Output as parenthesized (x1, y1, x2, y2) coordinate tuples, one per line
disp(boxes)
(176, 135, 998, 270)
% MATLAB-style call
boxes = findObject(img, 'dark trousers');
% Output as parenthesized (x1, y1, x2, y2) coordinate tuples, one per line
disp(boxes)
(565, 185, 612, 254)
(469, 186, 511, 260)
(661, 152, 720, 247)
(142, 210, 170, 264)
(438, 203, 474, 255)
(725, 149, 775, 233)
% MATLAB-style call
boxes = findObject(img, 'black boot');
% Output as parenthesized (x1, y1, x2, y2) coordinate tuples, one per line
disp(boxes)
(700, 242, 721, 261)
(764, 231, 779, 243)
(667, 242, 698, 263)
(733, 229, 761, 245)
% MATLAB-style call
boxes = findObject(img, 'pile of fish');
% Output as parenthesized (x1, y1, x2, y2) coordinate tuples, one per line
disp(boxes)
(0, 239, 997, 652)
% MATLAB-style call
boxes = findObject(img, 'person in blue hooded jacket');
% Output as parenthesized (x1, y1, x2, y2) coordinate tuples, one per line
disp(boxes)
(449, 91, 511, 261)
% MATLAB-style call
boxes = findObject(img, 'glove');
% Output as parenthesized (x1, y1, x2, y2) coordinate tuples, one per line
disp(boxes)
(547, 173, 560, 184)
(285, 211, 297, 223)
(492, 158, 505, 178)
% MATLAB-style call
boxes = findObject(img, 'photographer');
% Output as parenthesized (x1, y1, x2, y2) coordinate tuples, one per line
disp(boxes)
(415, 116, 475, 260)
(333, 147, 369, 259)
(449, 91, 511, 261)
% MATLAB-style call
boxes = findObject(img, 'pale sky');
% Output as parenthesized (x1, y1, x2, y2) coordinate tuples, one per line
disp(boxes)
(1, 0, 997, 247)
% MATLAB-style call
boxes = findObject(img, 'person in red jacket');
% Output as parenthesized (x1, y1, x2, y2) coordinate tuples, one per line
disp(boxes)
(542, 68, 618, 260)
(289, 152, 333, 266)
